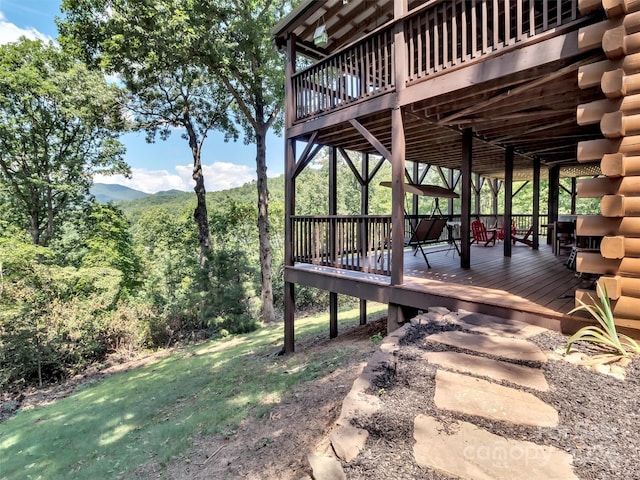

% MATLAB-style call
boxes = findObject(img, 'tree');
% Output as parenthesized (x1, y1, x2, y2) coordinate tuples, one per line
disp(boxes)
(201, 0, 289, 322)
(0, 38, 128, 246)
(60, 0, 291, 322)
(59, 0, 237, 263)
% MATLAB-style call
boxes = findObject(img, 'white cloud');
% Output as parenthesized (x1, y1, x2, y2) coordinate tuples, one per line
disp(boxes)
(94, 162, 257, 194)
(0, 12, 53, 45)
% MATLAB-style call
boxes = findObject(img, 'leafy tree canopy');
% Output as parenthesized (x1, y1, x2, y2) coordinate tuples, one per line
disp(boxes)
(0, 38, 129, 246)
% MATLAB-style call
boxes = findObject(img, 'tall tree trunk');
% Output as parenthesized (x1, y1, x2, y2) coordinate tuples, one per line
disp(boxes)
(256, 128, 274, 322)
(184, 110, 212, 263)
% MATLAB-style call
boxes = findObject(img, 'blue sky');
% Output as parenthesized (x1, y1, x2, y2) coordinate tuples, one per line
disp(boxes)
(0, 0, 285, 193)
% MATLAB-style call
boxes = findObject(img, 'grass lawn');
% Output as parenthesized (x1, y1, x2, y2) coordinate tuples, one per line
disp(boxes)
(0, 304, 386, 479)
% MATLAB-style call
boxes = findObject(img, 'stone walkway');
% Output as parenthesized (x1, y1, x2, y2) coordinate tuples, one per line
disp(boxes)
(308, 308, 579, 480)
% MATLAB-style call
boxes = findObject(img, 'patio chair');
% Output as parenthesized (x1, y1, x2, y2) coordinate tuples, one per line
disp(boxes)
(471, 219, 497, 246)
(513, 226, 535, 247)
(405, 218, 448, 268)
(496, 221, 516, 241)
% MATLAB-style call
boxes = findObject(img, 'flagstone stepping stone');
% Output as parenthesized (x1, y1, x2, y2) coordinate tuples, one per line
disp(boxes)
(413, 415, 578, 480)
(329, 425, 368, 462)
(426, 331, 547, 362)
(434, 370, 558, 427)
(307, 454, 346, 480)
(445, 311, 549, 339)
(424, 351, 549, 391)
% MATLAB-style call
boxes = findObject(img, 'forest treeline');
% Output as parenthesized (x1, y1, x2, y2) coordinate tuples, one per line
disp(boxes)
(1, 146, 589, 392)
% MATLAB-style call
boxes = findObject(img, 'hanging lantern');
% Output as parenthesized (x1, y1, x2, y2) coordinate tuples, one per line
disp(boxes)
(314, 24, 328, 48)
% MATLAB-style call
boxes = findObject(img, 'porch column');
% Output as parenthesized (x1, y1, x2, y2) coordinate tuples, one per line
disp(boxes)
(532, 157, 540, 250)
(474, 173, 481, 216)
(460, 129, 472, 269)
(329, 146, 338, 338)
(360, 153, 369, 325)
(388, 0, 408, 334)
(548, 165, 560, 245)
(504, 146, 514, 258)
(283, 35, 297, 354)
(448, 168, 455, 216)
(571, 177, 577, 215)
(390, 107, 406, 288)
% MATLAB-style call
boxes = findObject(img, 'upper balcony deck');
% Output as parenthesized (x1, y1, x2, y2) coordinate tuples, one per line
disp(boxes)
(276, 0, 605, 179)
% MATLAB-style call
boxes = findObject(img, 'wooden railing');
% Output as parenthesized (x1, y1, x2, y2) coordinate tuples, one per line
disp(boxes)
(290, 1, 586, 122)
(292, 26, 395, 120)
(406, 0, 580, 81)
(292, 215, 392, 275)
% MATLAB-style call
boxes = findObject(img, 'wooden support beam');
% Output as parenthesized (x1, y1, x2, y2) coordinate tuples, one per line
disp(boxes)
(577, 251, 640, 274)
(504, 146, 514, 258)
(350, 118, 392, 160)
(329, 292, 338, 339)
(602, 152, 640, 175)
(548, 166, 560, 245)
(391, 107, 405, 286)
(533, 158, 540, 250)
(578, 176, 640, 197)
(339, 147, 365, 186)
(598, 274, 640, 298)
(577, 214, 640, 236)
(601, 235, 640, 256)
(601, 193, 640, 215)
(461, 129, 472, 268)
(602, 69, 640, 98)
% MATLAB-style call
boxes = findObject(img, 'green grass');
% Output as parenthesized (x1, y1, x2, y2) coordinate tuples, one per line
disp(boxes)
(0, 304, 386, 479)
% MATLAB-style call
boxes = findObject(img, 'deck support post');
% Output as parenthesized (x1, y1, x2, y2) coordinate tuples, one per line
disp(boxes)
(391, 107, 406, 286)
(533, 157, 541, 250)
(448, 168, 455, 215)
(387, 303, 405, 334)
(360, 153, 370, 325)
(283, 34, 297, 354)
(461, 129, 472, 269)
(329, 146, 338, 336)
(474, 173, 481, 216)
(548, 165, 560, 245)
(504, 146, 514, 258)
(330, 292, 338, 338)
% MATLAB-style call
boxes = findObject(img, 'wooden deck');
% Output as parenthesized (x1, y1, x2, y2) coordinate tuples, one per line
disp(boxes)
(287, 241, 593, 331)
(399, 242, 592, 329)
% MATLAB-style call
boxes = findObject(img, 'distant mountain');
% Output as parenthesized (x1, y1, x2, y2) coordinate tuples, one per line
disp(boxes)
(156, 189, 185, 196)
(91, 183, 150, 203)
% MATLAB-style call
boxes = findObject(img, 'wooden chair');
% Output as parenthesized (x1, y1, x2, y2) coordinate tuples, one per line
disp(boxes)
(513, 226, 535, 247)
(471, 220, 496, 246)
(405, 218, 448, 268)
(496, 221, 516, 241)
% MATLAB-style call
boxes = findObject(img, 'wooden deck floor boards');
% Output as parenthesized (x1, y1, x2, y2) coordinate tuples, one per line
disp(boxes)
(405, 241, 590, 317)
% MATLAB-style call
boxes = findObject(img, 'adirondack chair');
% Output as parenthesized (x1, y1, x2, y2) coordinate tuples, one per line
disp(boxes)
(496, 221, 517, 241)
(471, 220, 497, 246)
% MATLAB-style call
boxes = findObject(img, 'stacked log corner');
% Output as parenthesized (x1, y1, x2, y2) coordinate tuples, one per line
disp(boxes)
(577, 0, 640, 330)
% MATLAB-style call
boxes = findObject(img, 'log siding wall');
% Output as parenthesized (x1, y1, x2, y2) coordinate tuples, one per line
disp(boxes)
(576, 0, 640, 327)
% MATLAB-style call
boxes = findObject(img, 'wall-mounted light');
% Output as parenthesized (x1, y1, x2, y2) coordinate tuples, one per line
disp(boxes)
(314, 24, 328, 47)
